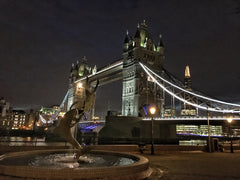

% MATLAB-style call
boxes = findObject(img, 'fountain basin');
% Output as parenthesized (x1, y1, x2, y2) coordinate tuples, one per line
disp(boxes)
(0, 149, 152, 179)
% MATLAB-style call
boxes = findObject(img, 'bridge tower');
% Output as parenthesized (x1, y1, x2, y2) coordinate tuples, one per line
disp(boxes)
(122, 20, 165, 117)
(67, 57, 96, 119)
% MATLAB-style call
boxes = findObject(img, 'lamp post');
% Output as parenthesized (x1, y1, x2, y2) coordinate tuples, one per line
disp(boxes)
(207, 107, 211, 153)
(75, 82, 83, 138)
(227, 117, 234, 153)
(149, 106, 156, 155)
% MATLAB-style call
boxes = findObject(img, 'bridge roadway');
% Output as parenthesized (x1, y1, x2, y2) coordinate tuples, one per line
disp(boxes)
(78, 116, 240, 133)
(142, 116, 240, 121)
(75, 59, 123, 86)
(78, 116, 240, 124)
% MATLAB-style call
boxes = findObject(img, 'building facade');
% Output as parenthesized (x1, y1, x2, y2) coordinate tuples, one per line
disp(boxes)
(11, 110, 27, 130)
(0, 97, 10, 117)
(0, 97, 12, 129)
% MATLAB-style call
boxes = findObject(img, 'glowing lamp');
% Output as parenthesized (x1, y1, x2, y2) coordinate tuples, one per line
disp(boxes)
(227, 117, 233, 123)
(149, 107, 156, 115)
(78, 83, 83, 88)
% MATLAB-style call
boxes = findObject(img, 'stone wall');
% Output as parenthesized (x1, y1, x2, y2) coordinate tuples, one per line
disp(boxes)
(98, 116, 178, 144)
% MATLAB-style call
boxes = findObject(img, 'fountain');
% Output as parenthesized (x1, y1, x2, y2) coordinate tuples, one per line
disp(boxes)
(0, 149, 151, 179)
(0, 79, 152, 179)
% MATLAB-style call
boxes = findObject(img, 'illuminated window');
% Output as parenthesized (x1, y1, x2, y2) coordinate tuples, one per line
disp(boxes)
(176, 125, 223, 136)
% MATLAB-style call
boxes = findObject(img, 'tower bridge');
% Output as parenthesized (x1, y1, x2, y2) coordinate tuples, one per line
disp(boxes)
(54, 21, 240, 145)
(67, 20, 166, 118)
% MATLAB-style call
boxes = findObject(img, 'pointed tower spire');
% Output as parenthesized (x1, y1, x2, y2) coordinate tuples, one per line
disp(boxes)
(185, 65, 191, 78)
(123, 30, 130, 51)
(141, 19, 147, 28)
(184, 65, 191, 89)
(92, 65, 97, 74)
(70, 63, 74, 72)
(158, 34, 164, 47)
(124, 30, 129, 43)
(134, 23, 141, 47)
(157, 34, 165, 54)
(82, 56, 87, 63)
(135, 24, 140, 38)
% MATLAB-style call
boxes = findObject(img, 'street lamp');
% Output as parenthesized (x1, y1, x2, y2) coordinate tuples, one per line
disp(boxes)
(149, 106, 156, 155)
(207, 107, 211, 153)
(227, 117, 234, 153)
(78, 82, 83, 89)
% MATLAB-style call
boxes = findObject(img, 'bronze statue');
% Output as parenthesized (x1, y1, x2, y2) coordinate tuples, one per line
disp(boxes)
(54, 78, 99, 159)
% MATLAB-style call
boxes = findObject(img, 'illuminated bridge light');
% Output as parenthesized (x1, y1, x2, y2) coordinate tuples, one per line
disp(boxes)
(142, 116, 240, 121)
(177, 133, 223, 137)
(80, 123, 103, 132)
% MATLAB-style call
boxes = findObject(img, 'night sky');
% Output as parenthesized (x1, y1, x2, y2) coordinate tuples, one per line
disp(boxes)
(0, 0, 239, 116)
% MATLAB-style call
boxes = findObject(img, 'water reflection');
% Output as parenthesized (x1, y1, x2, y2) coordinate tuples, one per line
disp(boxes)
(0, 136, 68, 146)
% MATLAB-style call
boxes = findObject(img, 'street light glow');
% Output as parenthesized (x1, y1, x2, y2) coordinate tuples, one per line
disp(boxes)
(227, 116, 234, 153)
(78, 83, 83, 88)
(150, 107, 156, 115)
(227, 117, 233, 123)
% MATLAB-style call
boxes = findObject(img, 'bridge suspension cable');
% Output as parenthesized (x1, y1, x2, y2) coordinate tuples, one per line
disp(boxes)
(142, 63, 240, 107)
(51, 91, 69, 120)
(58, 91, 69, 110)
(139, 62, 240, 113)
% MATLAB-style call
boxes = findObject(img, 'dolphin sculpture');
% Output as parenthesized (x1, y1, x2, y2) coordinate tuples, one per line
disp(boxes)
(54, 78, 99, 159)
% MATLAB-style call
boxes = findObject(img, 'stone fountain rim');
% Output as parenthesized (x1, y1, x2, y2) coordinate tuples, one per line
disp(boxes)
(0, 149, 152, 179)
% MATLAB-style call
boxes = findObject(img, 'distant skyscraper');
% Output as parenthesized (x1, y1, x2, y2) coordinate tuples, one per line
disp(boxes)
(181, 65, 196, 116)
(184, 65, 191, 90)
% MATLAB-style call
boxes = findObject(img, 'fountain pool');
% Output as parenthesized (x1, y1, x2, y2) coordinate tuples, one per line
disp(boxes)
(0, 149, 152, 179)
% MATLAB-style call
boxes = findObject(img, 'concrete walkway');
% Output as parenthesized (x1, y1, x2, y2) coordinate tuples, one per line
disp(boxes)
(144, 151, 240, 180)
